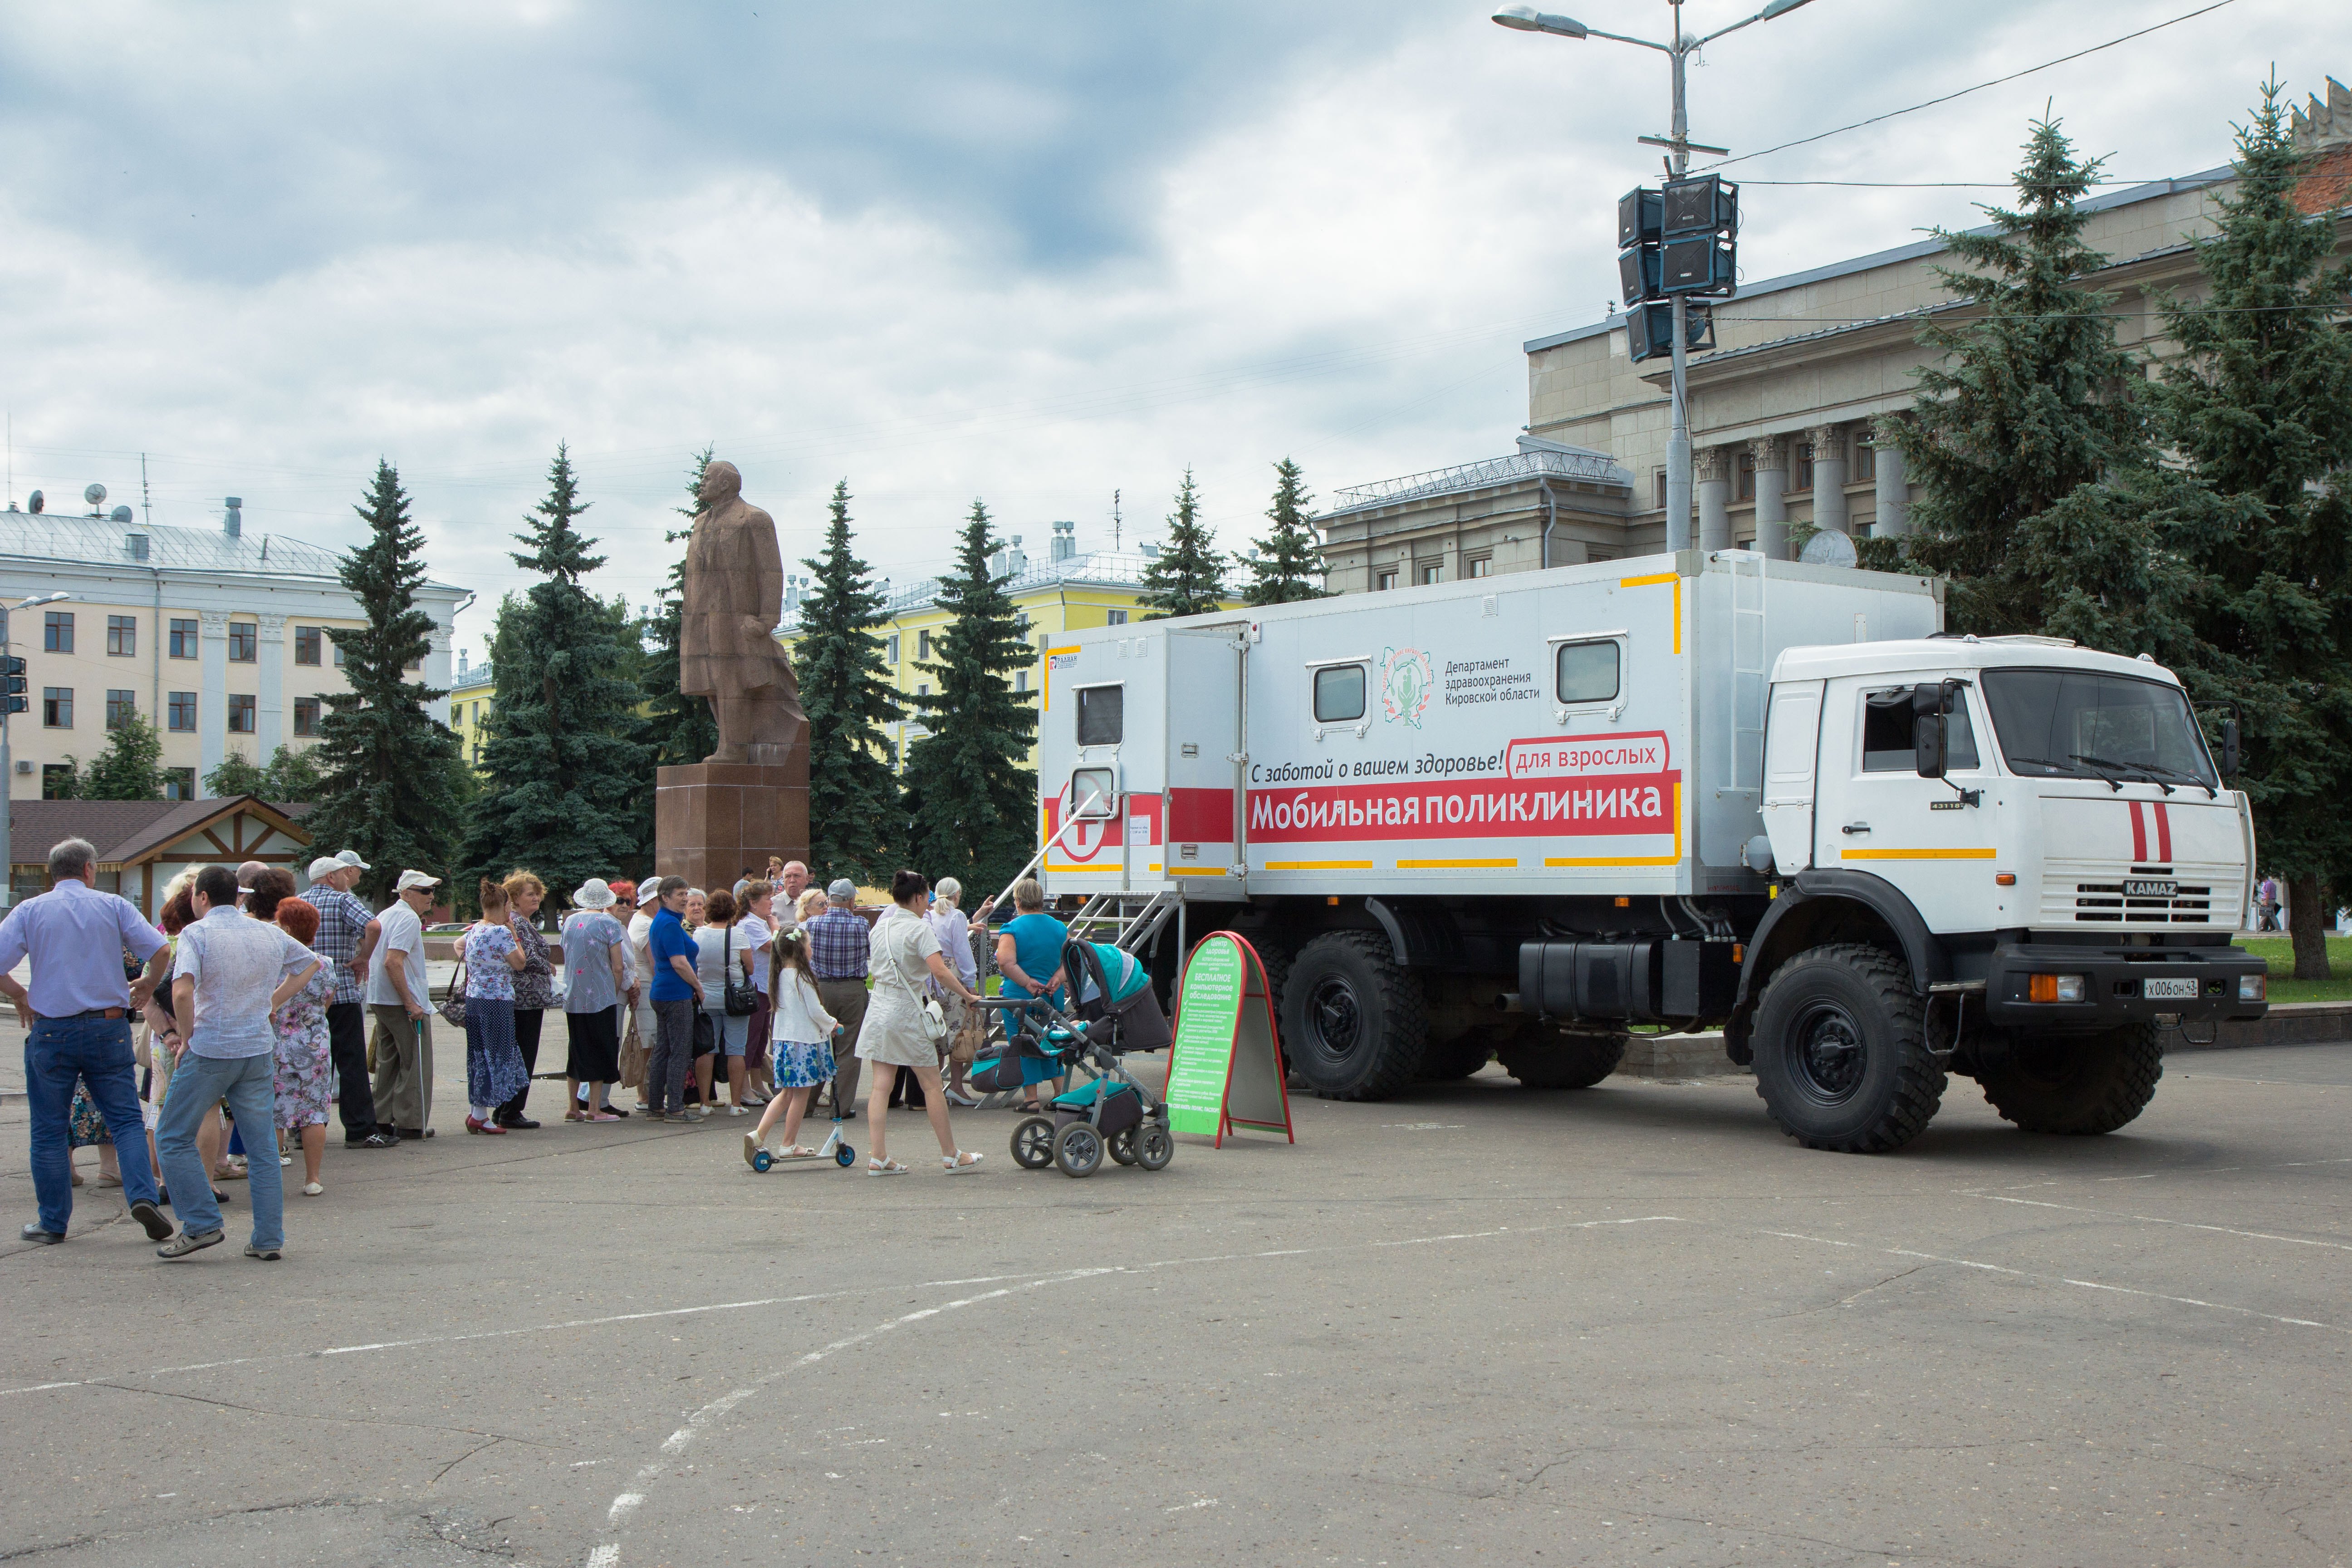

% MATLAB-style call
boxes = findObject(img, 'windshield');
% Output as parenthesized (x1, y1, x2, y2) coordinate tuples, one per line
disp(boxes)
(1981, 668, 2218, 788)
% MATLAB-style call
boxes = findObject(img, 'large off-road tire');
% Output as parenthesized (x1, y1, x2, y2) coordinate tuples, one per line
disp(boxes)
(1254, 945, 1305, 1088)
(1497, 1030, 1626, 1089)
(1282, 931, 1427, 1102)
(1750, 944, 1944, 1153)
(1978, 1024, 2163, 1135)
(1420, 1028, 1500, 1081)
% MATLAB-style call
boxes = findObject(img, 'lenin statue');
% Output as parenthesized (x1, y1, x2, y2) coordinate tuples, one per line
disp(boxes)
(680, 460, 808, 765)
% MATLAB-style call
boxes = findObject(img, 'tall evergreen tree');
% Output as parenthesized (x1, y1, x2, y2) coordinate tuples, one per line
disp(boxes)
(460, 444, 648, 907)
(1898, 117, 2154, 636)
(903, 499, 1040, 897)
(1244, 457, 1328, 606)
(796, 480, 901, 885)
(2141, 79, 2352, 979)
(1138, 468, 1227, 619)
(307, 461, 465, 903)
(81, 714, 163, 800)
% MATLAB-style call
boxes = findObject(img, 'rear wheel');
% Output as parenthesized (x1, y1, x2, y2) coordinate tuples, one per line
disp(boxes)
(1498, 1030, 1626, 1089)
(1281, 931, 1427, 1102)
(1107, 1127, 1139, 1165)
(1010, 1116, 1055, 1170)
(1979, 1024, 2162, 1134)
(1421, 1026, 1504, 1081)
(1750, 944, 1944, 1153)
(1136, 1123, 1174, 1171)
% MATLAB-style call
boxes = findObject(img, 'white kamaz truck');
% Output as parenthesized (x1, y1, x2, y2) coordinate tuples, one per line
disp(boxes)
(1034, 549, 2268, 1152)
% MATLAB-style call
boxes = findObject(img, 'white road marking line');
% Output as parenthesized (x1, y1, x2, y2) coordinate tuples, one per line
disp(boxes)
(606, 1494, 643, 1525)
(1970, 1192, 2352, 1252)
(585, 1546, 619, 1568)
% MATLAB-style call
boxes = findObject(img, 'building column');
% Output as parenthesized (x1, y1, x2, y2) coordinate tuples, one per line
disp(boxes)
(197, 609, 228, 797)
(1696, 445, 1733, 553)
(1806, 424, 1849, 537)
(1750, 436, 1789, 560)
(426, 624, 454, 726)
(257, 613, 286, 757)
(1872, 417, 1910, 538)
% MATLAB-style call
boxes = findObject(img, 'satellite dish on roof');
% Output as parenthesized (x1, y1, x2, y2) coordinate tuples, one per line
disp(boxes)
(27, 490, 43, 514)
(1798, 529, 1858, 568)
(111, 505, 134, 523)
(84, 483, 108, 508)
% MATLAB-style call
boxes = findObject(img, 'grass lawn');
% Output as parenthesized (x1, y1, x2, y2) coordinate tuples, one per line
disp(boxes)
(2237, 936, 2352, 1004)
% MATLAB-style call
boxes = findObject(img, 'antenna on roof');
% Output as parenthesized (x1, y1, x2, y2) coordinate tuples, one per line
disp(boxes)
(1112, 489, 1122, 553)
(141, 453, 152, 530)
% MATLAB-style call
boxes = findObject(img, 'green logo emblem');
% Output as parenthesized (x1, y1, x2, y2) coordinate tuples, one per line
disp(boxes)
(1380, 647, 1432, 729)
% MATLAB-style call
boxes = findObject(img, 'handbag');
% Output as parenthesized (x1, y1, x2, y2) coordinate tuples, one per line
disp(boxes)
(722, 923, 757, 1017)
(619, 1011, 648, 1091)
(437, 956, 471, 1028)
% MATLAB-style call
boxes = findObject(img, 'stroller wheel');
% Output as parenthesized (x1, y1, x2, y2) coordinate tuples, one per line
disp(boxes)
(834, 1142, 858, 1168)
(1010, 1116, 1056, 1170)
(1136, 1123, 1174, 1171)
(1107, 1127, 1139, 1166)
(1052, 1121, 1104, 1179)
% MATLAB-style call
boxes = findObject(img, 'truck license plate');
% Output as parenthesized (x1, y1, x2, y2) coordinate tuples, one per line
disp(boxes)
(2143, 977, 2199, 1000)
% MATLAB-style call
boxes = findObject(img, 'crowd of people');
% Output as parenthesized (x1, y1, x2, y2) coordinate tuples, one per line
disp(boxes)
(10, 839, 1069, 1260)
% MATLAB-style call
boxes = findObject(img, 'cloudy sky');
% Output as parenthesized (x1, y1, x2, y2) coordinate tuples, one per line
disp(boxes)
(4, 0, 2345, 659)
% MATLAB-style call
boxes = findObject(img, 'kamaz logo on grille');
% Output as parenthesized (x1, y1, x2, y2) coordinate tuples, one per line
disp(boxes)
(2122, 879, 2178, 898)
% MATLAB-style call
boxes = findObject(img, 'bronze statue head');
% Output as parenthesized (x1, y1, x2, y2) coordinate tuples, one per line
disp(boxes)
(698, 460, 743, 510)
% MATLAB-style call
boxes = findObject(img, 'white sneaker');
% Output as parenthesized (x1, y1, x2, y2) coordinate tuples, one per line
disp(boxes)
(726, 1104, 751, 1117)
(301, 1181, 323, 1196)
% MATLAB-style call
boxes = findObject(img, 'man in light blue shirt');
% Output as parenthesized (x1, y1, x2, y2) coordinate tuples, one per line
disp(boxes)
(0, 836, 175, 1245)
(153, 863, 323, 1262)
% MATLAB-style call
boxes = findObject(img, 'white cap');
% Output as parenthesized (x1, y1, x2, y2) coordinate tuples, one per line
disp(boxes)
(307, 856, 345, 882)
(394, 869, 440, 893)
(337, 849, 371, 871)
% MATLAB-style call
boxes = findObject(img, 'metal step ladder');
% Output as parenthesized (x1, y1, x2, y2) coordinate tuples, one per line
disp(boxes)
(1063, 889, 1180, 955)
(1724, 549, 1769, 792)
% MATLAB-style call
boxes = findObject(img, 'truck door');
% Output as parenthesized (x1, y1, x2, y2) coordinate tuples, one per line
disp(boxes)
(1164, 623, 1249, 897)
(1822, 676, 1996, 927)
(1762, 680, 1822, 874)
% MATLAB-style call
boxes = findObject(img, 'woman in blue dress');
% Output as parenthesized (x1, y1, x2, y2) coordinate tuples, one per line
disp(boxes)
(462, 879, 531, 1135)
(992, 879, 1069, 1113)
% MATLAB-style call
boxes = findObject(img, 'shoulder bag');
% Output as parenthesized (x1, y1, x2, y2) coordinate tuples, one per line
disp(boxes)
(722, 923, 758, 1017)
(885, 917, 949, 1046)
(437, 948, 471, 1028)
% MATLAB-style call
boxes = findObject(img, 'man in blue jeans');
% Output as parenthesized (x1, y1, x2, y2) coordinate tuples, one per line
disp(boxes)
(0, 836, 176, 1245)
(154, 863, 324, 1261)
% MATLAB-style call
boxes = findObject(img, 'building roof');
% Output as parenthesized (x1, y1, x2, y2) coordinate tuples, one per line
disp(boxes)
(8, 794, 314, 869)
(780, 548, 1240, 635)
(0, 508, 462, 593)
(1522, 164, 2238, 354)
(1319, 444, 1634, 521)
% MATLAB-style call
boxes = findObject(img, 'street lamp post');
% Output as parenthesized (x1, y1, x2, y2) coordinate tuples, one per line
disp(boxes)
(0, 591, 72, 909)
(1495, 0, 1813, 553)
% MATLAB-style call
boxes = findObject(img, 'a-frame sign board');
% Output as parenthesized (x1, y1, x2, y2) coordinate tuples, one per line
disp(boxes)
(1164, 931, 1294, 1147)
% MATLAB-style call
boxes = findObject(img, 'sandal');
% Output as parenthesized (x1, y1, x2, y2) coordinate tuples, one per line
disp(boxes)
(941, 1150, 984, 1173)
(564, 1109, 585, 1122)
(216, 1164, 248, 1181)
(586, 1111, 620, 1122)
(866, 1157, 910, 1177)
(778, 1145, 819, 1161)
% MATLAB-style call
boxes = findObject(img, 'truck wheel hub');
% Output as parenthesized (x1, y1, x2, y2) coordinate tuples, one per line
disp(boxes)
(1791, 1003, 1866, 1104)
(1307, 977, 1363, 1058)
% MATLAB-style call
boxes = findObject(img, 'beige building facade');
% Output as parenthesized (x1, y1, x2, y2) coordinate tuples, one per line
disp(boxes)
(1318, 79, 2352, 585)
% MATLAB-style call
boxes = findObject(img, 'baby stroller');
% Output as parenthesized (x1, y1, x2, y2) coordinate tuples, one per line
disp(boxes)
(975, 941, 1174, 1178)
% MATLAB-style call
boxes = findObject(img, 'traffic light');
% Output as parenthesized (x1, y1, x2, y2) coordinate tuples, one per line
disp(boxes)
(1627, 301, 1715, 364)
(1, 656, 24, 716)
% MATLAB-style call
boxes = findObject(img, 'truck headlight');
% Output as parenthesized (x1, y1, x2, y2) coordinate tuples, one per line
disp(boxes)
(2028, 973, 2087, 1004)
(2239, 973, 2267, 1002)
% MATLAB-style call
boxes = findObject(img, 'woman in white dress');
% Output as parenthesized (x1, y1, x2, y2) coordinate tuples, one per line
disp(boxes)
(860, 870, 987, 1176)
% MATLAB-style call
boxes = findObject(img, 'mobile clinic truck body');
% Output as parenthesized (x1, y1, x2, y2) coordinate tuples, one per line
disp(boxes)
(1036, 549, 2267, 1153)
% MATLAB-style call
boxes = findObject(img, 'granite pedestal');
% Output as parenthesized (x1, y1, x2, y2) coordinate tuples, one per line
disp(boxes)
(654, 757, 808, 892)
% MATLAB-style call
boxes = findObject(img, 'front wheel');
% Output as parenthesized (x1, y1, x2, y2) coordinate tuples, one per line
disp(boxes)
(1750, 944, 1944, 1154)
(1136, 1123, 1174, 1171)
(1281, 931, 1427, 1102)
(1053, 1121, 1104, 1178)
(1978, 1024, 2162, 1135)
(1107, 1127, 1139, 1165)
(1011, 1116, 1055, 1170)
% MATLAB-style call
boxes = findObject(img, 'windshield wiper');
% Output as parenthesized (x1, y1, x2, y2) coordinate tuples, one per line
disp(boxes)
(2009, 755, 2117, 789)
(2111, 757, 2219, 798)
(2072, 753, 2174, 795)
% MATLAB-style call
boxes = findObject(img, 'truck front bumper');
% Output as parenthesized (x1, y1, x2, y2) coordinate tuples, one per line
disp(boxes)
(1981, 941, 2269, 1031)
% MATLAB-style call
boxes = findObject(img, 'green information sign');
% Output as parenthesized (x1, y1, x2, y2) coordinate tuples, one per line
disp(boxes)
(1165, 932, 1294, 1146)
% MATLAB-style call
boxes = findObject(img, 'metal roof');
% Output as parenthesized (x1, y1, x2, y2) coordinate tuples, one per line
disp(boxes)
(1319, 446, 1634, 520)
(779, 549, 1239, 636)
(0, 507, 462, 591)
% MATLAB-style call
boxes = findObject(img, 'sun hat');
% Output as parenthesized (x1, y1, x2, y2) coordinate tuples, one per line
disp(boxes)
(827, 878, 857, 903)
(573, 878, 618, 909)
(336, 849, 371, 871)
(307, 856, 345, 882)
(394, 869, 440, 893)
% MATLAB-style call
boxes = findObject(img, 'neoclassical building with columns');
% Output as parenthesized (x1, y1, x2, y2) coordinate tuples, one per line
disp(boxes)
(0, 501, 467, 801)
(1317, 78, 2352, 586)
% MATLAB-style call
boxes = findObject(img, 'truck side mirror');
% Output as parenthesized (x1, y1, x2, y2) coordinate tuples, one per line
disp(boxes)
(2222, 716, 2241, 779)
(1911, 682, 1948, 779)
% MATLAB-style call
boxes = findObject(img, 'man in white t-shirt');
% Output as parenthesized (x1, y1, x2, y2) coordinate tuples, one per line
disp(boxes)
(365, 871, 440, 1140)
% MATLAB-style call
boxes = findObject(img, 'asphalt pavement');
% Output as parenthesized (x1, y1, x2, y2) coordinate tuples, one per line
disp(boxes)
(5, 1039, 2352, 1568)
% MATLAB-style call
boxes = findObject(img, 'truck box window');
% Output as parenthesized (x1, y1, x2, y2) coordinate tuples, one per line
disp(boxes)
(1076, 685, 1123, 746)
(1068, 767, 1117, 818)
(1862, 689, 1979, 772)
(1555, 640, 1620, 704)
(1313, 664, 1366, 723)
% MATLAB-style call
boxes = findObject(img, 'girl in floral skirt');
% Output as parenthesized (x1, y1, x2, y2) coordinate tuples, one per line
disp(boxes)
(270, 898, 336, 1195)
(744, 927, 838, 1166)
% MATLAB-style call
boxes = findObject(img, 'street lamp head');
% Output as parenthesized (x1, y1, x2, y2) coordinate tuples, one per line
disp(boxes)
(1492, 5, 1588, 38)
(1759, 0, 1814, 18)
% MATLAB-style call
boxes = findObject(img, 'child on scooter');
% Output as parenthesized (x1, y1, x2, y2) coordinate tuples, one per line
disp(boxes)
(745, 927, 840, 1166)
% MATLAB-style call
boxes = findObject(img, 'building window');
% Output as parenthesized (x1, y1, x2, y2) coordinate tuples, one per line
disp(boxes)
(885, 634, 900, 664)
(169, 618, 197, 658)
(1106, 609, 1129, 626)
(42, 687, 71, 728)
(1587, 548, 1618, 564)
(1737, 451, 1755, 502)
(228, 621, 257, 662)
(294, 625, 322, 665)
(168, 691, 197, 731)
(1853, 441, 1877, 483)
(1417, 563, 1443, 586)
(1466, 556, 1493, 579)
(106, 690, 136, 729)
(1015, 612, 1031, 632)
(916, 682, 930, 698)
(1015, 670, 1029, 692)
(1792, 441, 1814, 494)
(43, 611, 72, 653)
(227, 694, 256, 733)
(107, 615, 137, 657)
(42, 764, 75, 799)
(917, 630, 932, 661)
(294, 696, 321, 736)
(330, 635, 344, 667)
(1653, 470, 1667, 510)
(163, 767, 195, 801)
(1376, 570, 1398, 592)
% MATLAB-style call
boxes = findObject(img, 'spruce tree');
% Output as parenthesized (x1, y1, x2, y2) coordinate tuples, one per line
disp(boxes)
(306, 460, 465, 902)
(796, 480, 901, 885)
(1138, 468, 1228, 619)
(2143, 79, 2352, 978)
(81, 714, 163, 800)
(459, 444, 648, 907)
(1244, 457, 1328, 606)
(903, 499, 1040, 897)
(1899, 117, 2153, 636)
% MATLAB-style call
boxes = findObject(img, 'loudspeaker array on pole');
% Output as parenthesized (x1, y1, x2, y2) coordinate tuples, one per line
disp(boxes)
(1617, 174, 1738, 364)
